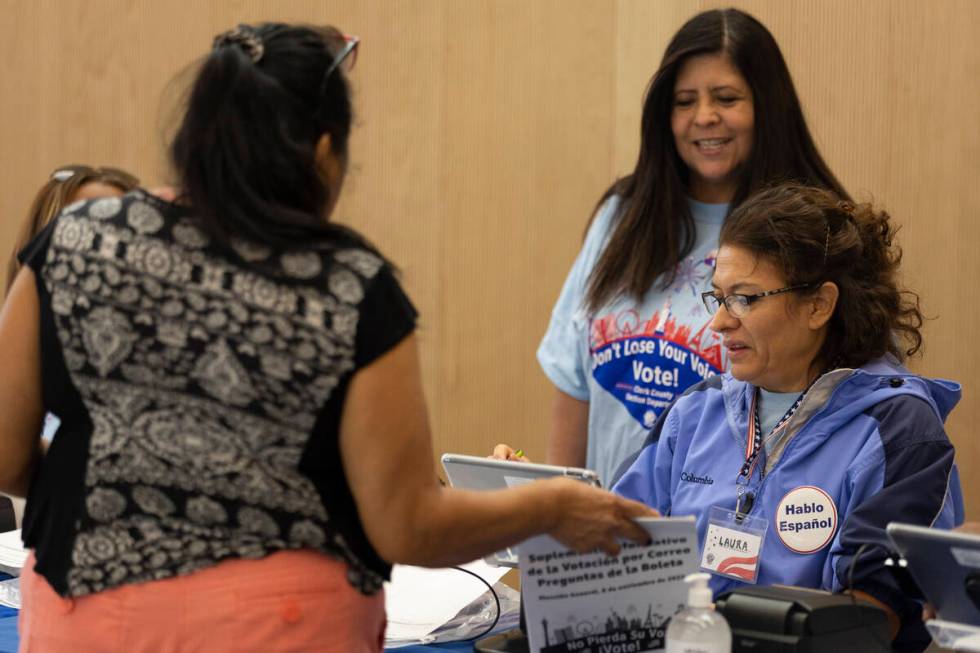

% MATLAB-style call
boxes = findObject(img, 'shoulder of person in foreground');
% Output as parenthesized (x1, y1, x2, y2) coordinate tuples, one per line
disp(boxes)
(822, 358, 961, 521)
(844, 356, 960, 447)
(830, 360, 963, 601)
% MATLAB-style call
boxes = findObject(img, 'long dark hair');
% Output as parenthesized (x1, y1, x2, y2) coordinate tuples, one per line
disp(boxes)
(170, 23, 365, 250)
(720, 183, 923, 369)
(585, 8, 849, 313)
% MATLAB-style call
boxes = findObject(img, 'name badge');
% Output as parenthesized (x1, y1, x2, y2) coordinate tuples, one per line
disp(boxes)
(700, 506, 768, 583)
(775, 485, 838, 554)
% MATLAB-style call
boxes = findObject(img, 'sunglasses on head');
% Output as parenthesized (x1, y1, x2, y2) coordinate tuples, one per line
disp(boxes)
(318, 32, 359, 104)
(50, 165, 139, 190)
(324, 33, 359, 80)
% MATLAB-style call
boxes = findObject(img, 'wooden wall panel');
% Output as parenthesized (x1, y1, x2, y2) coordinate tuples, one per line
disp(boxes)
(329, 1, 619, 459)
(1, 1, 978, 516)
(0, 0, 617, 464)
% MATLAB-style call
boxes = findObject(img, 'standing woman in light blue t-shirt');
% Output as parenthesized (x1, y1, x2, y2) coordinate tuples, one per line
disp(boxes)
(501, 9, 851, 486)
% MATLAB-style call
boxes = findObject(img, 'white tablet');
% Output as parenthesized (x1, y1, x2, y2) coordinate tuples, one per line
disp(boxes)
(440, 453, 601, 567)
(441, 453, 601, 491)
(887, 522, 980, 627)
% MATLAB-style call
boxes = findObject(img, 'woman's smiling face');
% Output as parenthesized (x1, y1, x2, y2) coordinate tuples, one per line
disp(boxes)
(671, 53, 754, 204)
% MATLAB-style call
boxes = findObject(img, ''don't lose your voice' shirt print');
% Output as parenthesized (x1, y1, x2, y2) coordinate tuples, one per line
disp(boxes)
(589, 253, 726, 429)
(537, 196, 730, 485)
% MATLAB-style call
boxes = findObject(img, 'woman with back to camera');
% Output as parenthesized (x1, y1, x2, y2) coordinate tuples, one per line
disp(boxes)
(499, 8, 850, 487)
(0, 23, 655, 651)
(614, 183, 963, 648)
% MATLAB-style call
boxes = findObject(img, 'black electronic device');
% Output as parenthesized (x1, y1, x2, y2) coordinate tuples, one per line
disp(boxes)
(888, 522, 980, 626)
(0, 498, 14, 533)
(887, 522, 980, 649)
(715, 585, 890, 652)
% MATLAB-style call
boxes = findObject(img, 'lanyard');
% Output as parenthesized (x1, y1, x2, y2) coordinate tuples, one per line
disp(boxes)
(735, 385, 810, 515)
(739, 389, 806, 481)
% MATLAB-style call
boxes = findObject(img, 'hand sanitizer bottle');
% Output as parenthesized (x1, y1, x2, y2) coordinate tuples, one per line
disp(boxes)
(665, 572, 732, 653)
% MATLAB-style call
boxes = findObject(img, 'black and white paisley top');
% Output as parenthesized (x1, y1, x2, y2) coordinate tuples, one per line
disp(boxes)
(19, 190, 416, 598)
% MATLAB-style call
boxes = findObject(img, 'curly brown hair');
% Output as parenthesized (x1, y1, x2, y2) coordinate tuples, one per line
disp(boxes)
(719, 183, 923, 369)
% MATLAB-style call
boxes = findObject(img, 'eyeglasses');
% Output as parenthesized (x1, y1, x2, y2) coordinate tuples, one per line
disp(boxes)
(701, 283, 815, 318)
(50, 165, 139, 190)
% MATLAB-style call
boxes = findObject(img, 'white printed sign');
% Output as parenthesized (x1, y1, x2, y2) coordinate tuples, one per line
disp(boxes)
(520, 517, 698, 653)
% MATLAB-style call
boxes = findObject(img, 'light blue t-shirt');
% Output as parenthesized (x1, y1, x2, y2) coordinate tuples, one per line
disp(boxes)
(538, 196, 729, 486)
(757, 388, 800, 455)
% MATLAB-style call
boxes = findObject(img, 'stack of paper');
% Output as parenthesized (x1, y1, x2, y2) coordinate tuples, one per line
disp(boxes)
(384, 559, 517, 647)
(0, 530, 27, 575)
(926, 620, 980, 652)
(0, 579, 19, 610)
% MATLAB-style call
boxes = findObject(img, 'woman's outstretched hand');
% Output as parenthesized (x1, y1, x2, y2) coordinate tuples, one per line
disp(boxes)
(489, 444, 662, 557)
(543, 477, 660, 557)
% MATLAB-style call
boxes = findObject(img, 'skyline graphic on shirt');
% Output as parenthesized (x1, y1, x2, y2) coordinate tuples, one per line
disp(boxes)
(589, 252, 726, 428)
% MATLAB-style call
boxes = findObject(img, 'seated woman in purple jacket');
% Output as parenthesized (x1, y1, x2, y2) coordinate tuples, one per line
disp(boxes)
(613, 183, 963, 647)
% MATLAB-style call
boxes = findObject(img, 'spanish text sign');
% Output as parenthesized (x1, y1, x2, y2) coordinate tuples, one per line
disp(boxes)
(519, 517, 698, 653)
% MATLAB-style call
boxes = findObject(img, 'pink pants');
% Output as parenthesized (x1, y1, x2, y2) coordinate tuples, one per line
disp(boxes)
(18, 550, 386, 652)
